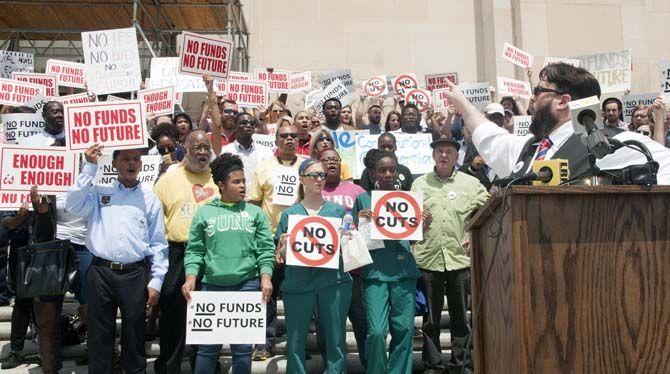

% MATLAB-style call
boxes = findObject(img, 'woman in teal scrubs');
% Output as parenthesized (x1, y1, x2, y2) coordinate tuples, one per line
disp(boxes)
(352, 149, 421, 374)
(276, 158, 352, 373)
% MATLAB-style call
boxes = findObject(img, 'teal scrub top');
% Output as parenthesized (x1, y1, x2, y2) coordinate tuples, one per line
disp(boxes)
(276, 201, 353, 293)
(352, 192, 421, 282)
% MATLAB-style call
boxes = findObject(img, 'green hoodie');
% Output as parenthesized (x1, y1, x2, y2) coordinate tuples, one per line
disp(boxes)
(184, 199, 275, 287)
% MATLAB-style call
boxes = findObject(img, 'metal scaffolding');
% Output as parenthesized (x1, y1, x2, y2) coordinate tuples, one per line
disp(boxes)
(0, 0, 250, 71)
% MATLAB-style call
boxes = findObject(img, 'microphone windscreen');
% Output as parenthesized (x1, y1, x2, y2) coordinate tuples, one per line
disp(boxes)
(532, 159, 569, 186)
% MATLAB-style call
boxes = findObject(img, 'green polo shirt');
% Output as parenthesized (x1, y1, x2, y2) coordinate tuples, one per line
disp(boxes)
(411, 170, 489, 271)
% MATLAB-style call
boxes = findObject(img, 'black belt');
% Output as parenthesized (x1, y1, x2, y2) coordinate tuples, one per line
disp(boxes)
(168, 241, 186, 249)
(92, 256, 146, 271)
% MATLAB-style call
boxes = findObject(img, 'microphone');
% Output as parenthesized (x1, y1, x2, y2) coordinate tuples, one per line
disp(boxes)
(569, 96, 612, 159)
(494, 159, 569, 186)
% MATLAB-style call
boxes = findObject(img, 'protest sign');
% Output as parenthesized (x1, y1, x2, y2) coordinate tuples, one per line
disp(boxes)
(319, 69, 355, 93)
(179, 31, 232, 79)
(433, 88, 450, 112)
(404, 88, 431, 112)
(94, 154, 161, 189)
(425, 73, 459, 91)
(149, 57, 206, 93)
(46, 59, 86, 88)
(0, 78, 44, 107)
(25, 92, 49, 113)
(370, 190, 423, 241)
(332, 130, 369, 177)
(304, 88, 323, 110)
(513, 115, 532, 136)
(0, 50, 33, 79)
(272, 165, 300, 206)
(253, 134, 277, 155)
(138, 86, 174, 116)
(501, 42, 534, 68)
(11, 72, 58, 98)
(254, 69, 290, 94)
(290, 71, 312, 93)
(354, 133, 433, 178)
(393, 74, 418, 96)
(186, 291, 265, 345)
(0, 191, 31, 211)
(496, 76, 531, 99)
(0, 145, 79, 193)
(660, 61, 670, 103)
(459, 82, 491, 109)
(55, 92, 94, 106)
(286, 215, 342, 270)
(362, 75, 388, 97)
(543, 57, 580, 68)
(313, 78, 355, 113)
(82, 27, 142, 95)
(230, 71, 252, 81)
(621, 93, 656, 123)
(106, 95, 126, 102)
(64, 100, 147, 152)
(225, 80, 269, 108)
(2, 113, 45, 143)
(573, 50, 631, 93)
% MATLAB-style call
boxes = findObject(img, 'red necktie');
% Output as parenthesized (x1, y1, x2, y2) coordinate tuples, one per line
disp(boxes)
(535, 138, 552, 160)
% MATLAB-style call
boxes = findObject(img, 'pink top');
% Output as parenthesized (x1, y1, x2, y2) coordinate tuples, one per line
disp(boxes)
(322, 181, 365, 211)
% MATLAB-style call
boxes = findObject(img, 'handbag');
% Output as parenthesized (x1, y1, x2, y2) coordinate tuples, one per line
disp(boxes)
(16, 239, 77, 298)
(341, 230, 374, 272)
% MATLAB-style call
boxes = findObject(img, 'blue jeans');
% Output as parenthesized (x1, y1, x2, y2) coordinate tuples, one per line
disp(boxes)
(72, 243, 93, 305)
(194, 278, 260, 374)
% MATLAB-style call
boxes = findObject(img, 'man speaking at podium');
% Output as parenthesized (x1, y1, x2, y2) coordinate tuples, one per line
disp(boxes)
(442, 63, 670, 184)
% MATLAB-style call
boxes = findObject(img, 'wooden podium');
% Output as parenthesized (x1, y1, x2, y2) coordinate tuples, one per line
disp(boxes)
(467, 186, 670, 373)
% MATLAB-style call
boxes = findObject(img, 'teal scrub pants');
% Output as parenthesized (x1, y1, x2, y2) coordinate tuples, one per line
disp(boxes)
(364, 279, 416, 374)
(283, 282, 352, 373)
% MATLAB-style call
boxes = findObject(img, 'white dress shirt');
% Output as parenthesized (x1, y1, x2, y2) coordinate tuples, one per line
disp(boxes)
(220, 140, 272, 186)
(472, 120, 670, 184)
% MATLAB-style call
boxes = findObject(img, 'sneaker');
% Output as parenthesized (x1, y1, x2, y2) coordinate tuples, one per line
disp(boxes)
(1, 351, 23, 369)
(252, 348, 271, 361)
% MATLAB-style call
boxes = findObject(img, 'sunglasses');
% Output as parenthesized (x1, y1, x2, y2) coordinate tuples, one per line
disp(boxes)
(318, 136, 332, 142)
(237, 119, 257, 126)
(156, 144, 175, 155)
(302, 171, 327, 180)
(278, 132, 298, 139)
(636, 130, 650, 136)
(533, 85, 565, 97)
(223, 109, 238, 115)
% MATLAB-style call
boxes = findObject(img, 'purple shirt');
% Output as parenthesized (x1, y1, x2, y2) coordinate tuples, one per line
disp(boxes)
(322, 182, 365, 211)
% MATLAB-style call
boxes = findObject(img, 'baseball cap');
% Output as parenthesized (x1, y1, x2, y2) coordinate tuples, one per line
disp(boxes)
(484, 103, 505, 116)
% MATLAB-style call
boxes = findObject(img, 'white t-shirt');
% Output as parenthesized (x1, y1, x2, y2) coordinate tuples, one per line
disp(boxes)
(55, 195, 87, 245)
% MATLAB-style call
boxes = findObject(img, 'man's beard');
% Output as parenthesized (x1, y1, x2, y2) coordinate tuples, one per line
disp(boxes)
(529, 101, 559, 138)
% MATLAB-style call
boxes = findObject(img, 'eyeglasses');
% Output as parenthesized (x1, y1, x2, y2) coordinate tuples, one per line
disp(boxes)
(636, 130, 651, 136)
(533, 85, 565, 97)
(237, 119, 257, 126)
(302, 172, 327, 180)
(223, 109, 238, 115)
(278, 132, 298, 139)
(320, 157, 340, 164)
(189, 145, 211, 153)
(317, 136, 332, 142)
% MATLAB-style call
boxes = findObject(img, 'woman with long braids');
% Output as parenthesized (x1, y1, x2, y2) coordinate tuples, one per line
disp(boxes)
(352, 149, 421, 374)
(182, 154, 275, 374)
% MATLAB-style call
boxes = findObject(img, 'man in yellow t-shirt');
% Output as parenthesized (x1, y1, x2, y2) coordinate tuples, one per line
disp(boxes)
(152, 130, 219, 374)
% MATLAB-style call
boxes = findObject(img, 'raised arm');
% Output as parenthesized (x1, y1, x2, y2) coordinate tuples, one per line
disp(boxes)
(652, 96, 666, 146)
(65, 144, 102, 217)
(204, 74, 223, 155)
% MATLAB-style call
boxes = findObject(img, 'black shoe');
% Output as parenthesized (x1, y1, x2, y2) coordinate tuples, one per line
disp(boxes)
(1, 351, 24, 369)
(252, 348, 272, 361)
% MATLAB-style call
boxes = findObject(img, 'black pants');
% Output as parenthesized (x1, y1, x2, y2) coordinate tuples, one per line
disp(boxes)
(420, 268, 472, 371)
(10, 297, 32, 352)
(154, 243, 187, 374)
(87, 262, 148, 374)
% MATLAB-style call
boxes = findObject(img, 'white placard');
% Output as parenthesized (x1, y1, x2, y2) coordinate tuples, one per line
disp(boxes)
(0, 191, 32, 211)
(621, 93, 657, 123)
(458, 82, 491, 110)
(253, 134, 277, 155)
(319, 69, 355, 93)
(179, 31, 232, 79)
(543, 57, 580, 68)
(46, 59, 86, 88)
(304, 88, 323, 110)
(370, 190, 423, 241)
(392, 74, 419, 96)
(433, 88, 450, 112)
(272, 165, 299, 206)
(290, 71, 312, 93)
(82, 27, 142, 95)
(138, 86, 175, 116)
(496, 76, 531, 99)
(354, 133, 433, 179)
(286, 214, 342, 270)
(93, 154, 161, 189)
(186, 291, 266, 345)
(362, 75, 388, 97)
(501, 42, 534, 68)
(0, 78, 45, 107)
(660, 61, 670, 104)
(224, 80, 269, 108)
(149, 57, 206, 93)
(0, 145, 79, 193)
(2, 113, 45, 143)
(254, 69, 290, 94)
(313, 78, 355, 114)
(0, 50, 33, 79)
(11, 72, 58, 98)
(425, 72, 459, 91)
(55, 92, 94, 106)
(573, 50, 632, 94)
(513, 115, 532, 136)
(404, 88, 431, 112)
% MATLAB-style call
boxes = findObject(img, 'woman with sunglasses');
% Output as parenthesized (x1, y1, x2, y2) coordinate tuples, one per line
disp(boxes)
(352, 149, 421, 374)
(264, 101, 286, 135)
(309, 129, 353, 181)
(275, 158, 352, 373)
